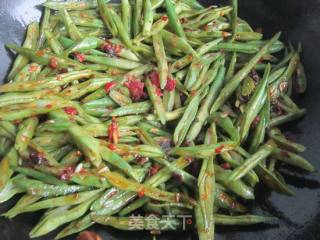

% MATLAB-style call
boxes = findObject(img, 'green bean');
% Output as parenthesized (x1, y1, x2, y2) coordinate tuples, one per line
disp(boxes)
(272, 148, 315, 172)
(83, 54, 142, 69)
(255, 164, 294, 196)
(161, 29, 196, 55)
(6, 44, 85, 70)
(0, 175, 24, 204)
(97, 0, 118, 36)
(269, 108, 306, 127)
(170, 141, 237, 158)
(106, 101, 152, 117)
(142, 0, 153, 36)
(153, 34, 169, 89)
(61, 9, 83, 40)
(187, 65, 225, 142)
(228, 141, 276, 182)
(238, 64, 270, 142)
(174, 94, 200, 146)
(45, 30, 64, 54)
(8, 22, 39, 81)
(165, 0, 186, 38)
(0, 148, 18, 191)
(215, 166, 255, 200)
(13, 178, 87, 197)
(214, 214, 276, 225)
(2, 194, 41, 219)
(43, 0, 108, 10)
(268, 128, 305, 153)
(19, 189, 103, 214)
(68, 124, 102, 167)
(29, 195, 98, 238)
(54, 214, 93, 240)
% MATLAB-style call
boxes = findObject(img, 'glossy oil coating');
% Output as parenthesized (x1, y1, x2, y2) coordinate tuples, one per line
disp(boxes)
(0, 0, 320, 240)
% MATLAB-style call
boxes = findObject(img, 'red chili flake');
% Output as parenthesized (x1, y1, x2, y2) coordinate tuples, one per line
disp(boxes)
(222, 31, 230, 38)
(165, 78, 176, 91)
(138, 190, 145, 198)
(13, 120, 22, 125)
(251, 115, 260, 129)
(64, 107, 78, 115)
(221, 163, 231, 170)
(190, 90, 197, 96)
(149, 165, 161, 176)
(155, 87, 163, 97)
(202, 24, 209, 31)
(160, 15, 169, 21)
(149, 71, 160, 88)
(215, 144, 225, 154)
(58, 68, 68, 74)
(180, 17, 188, 24)
(173, 172, 183, 182)
(77, 231, 102, 240)
(135, 155, 149, 165)
(74, 52, 86, 62)
(108, 117, 119, 144)
(272, 101, 284, 115)
(46, 104, 53, 109)
(250, 70, 260, 83)
(36, 50, 45, 57)
(28, 65, 39, 73)
(101, 41, 123, 56)
(29, 151, 48, 165)
(107, 143, 117, 151)
(49, 57, 58, 69)
(124, 79, 145, 101)
(59, 166, 75, 181)
(104, 81, 117, 93)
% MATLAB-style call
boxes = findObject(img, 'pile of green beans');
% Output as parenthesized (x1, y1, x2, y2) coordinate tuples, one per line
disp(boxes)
(0, 0, 311, 239)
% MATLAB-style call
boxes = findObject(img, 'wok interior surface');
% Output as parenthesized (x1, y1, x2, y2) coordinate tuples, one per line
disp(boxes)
(0, 0, 320, 239)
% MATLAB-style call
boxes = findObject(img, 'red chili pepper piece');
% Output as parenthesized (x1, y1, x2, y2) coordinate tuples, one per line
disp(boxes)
(77, 231, 102, 240)
(215, 144, 225, 154)
(64, 107, 78, 116)
(251, 115, 261, 128)
(155, 87, 163, 97)
(74, 52, 86, 62)
(36, 50, 45, 57)
(28, 65, 39, 73)
(221, 162, 232, 170)
(138, 190, 145, 198)
(149, 71, 160, 88)
(101, 41, 123, 56)
(108, 117, 119, 144)
(165, 78, 176, 91)
(59, 166, 75, 180)
(46, 104, 53, 109)
(104, 81, 117, 93)
(107, 143, 117, 151)
(49, 57, 58, 69)
(161, 15, 169, 21)
(124, 79, 145, 101)
(149, 165, 161, 176)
